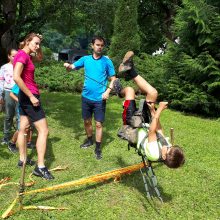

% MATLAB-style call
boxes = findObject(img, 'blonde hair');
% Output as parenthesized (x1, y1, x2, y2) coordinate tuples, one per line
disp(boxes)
(19, 33, 43, 49)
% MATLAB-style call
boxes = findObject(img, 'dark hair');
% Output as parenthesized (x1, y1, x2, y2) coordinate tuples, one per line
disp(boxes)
(7, 48, 17, 56)
(164, 145, 185, 168)
(19, 32, 43, 49)
(7, 48, 17, 62)
(91, 36, 105, 45)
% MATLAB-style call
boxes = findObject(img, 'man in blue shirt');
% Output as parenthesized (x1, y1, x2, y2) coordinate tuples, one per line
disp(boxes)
(64, 36, 116, 160)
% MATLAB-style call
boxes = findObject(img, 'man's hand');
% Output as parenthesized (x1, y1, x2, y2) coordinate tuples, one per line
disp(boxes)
(64, 63, 73, 72)
(102, 91, 110, 100)
(30, 96, 40, 107)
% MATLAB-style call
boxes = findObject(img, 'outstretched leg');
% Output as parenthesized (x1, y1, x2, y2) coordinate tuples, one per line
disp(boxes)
(118, 51, 158, 103)
(133, 75, 158, 103)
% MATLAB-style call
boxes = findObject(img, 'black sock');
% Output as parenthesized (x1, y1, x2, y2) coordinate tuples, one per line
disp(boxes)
(88, 136, 93, 142)
(95, 141, 101, 150)
(129, 67, 138, 78)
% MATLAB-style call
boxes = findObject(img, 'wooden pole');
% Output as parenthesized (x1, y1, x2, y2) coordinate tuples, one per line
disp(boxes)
(19, 133, 27, 209)
(170, 128, 174, 146)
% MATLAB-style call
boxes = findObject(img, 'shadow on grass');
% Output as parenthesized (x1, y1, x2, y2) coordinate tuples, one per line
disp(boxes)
(41, 92, 122, 148)
(115, 156, 172, 204)
(0, 146, 11, 160)
(24, 156, 172, 211)
(25, 180, 116, 206)
(25, 137, 59, 169)
(0, 172, 11, 179)
(46, 137, 60, 167)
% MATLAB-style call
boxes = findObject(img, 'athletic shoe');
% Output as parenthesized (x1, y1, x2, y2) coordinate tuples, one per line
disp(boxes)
(1, 137, 9, 145)
(17, 158, 36, 167)
(80, 139, 93, 149)
(112, 78, 123, 97)
(94, 148, 102, 160)
(8, 142, 18, 153)
(27, 142, 36, 149)
(33, 166, 54, 180)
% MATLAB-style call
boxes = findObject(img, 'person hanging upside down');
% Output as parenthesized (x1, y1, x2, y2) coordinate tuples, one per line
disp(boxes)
(114, 51, 185, 168)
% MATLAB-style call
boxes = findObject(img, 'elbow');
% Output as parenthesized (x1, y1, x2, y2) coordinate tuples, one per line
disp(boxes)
(13, 75, 19, 84)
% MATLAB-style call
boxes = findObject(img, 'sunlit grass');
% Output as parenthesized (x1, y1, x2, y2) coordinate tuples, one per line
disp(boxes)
(0, 91, 219, 219)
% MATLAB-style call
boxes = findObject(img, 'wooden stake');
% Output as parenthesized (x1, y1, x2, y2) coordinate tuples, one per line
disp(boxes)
(19, 133, 27, 209)
(170, 128, 174, 146)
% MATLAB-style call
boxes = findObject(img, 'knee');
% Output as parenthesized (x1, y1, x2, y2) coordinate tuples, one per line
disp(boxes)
(38, 127, 49, 136)
(84, 119, 92, 126)
(147, 88, 158, 101)
(124, 87, 135, 99)
(152, 88, 158, 99)
(95, 122, 102, 129)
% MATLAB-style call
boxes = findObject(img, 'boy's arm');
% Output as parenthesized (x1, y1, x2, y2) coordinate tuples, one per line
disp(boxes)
(10, 91, 18, 102)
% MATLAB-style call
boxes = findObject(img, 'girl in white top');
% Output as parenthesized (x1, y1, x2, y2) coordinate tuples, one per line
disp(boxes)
(0, 49, 18, 145)
(0, 49, 17, 95)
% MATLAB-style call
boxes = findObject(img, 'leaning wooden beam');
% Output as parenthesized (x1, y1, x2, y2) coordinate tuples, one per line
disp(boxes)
(22, 162, 145, 196)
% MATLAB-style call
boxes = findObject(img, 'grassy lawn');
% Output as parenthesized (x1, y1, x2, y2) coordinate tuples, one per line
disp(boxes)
(0, 91, 220, 219)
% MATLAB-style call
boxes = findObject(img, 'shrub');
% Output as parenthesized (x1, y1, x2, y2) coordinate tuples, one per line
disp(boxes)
(35, 62, 84, 93)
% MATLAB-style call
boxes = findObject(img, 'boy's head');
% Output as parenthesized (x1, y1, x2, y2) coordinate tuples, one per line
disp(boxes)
(164, 145, 185, 168)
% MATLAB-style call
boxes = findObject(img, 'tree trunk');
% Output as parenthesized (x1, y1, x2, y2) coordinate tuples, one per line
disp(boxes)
(0, 0, 17, 65)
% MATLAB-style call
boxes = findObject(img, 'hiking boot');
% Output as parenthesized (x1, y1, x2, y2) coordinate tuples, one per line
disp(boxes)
(8, 142, 19, 153)
(94, 148, 102, 160)
(17, 158, 36, 167)
(1, 137, 9, 145)
(118, 51, 134, 74)
(33, 166, 54, 180)
(118, 51, 138, 81)
(112, 79, 123, 97)
(80, 139, 93, 149)
(27, 142, 36, 149)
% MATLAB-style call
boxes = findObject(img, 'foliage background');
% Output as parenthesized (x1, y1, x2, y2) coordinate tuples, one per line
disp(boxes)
(1, 0, 220, 117)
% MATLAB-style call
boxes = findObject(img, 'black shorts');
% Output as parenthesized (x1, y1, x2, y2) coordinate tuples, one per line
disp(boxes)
(19, 91, 45, 122)
(122, 100, 151, 125)
(82, 96, 106, 123)
(122, 100, 137, 125)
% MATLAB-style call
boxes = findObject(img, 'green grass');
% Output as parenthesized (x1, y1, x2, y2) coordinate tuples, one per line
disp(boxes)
(0, 91, 220, 219)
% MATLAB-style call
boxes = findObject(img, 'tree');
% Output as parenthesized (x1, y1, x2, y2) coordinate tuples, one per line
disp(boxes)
(0, 0, 117, 64)
(0, 0, 17, 65)
(0, 0, 66, 65)
(108, 0, 141, 67)
(162, 0, 220, 116)
(42, 0, 116, 52)
(138, 0, 182, 53)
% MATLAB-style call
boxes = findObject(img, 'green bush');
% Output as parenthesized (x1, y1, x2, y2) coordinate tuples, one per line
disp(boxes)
(35, 62, 84, 93)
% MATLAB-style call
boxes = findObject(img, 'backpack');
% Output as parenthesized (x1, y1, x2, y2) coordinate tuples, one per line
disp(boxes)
(117, 99, 151, 144)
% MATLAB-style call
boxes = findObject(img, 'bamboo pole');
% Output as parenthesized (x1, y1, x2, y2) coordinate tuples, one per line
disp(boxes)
(1, 196, 19, 219)
(22, 162, 145, 196)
